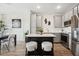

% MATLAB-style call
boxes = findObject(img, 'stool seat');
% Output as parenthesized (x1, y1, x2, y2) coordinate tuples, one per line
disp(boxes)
(42, 41, 52, 51)
(26, 41, 37, 51)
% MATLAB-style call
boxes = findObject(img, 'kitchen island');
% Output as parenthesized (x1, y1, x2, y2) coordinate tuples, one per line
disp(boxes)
(25, 34, 56, 56)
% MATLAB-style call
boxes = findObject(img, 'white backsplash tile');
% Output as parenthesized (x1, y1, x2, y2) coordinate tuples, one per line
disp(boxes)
(62, 27, 71, 34)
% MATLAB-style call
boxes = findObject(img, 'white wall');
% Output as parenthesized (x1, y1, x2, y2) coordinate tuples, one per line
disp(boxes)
(62, 10, 72, 49)
(30, 13, 36, 34)
(36, 15, 42, 27)
(62, 10, 72, 33)
(0, 8, 31, 44)
(42, 14, 62, 33)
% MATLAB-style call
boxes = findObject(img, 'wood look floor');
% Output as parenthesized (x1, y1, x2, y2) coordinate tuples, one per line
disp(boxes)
(0, 41, 73, 56)
(54, 44, 73, 56)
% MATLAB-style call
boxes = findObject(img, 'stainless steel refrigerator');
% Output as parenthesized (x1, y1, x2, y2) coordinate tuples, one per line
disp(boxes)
(71, 14, 79, 55)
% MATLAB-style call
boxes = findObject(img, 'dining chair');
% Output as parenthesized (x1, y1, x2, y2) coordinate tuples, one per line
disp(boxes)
(1, 34, 15, 54)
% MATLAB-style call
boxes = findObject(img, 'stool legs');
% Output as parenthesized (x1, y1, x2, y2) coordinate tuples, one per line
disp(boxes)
(25, 48, 38, 56)
(42, 48, 53, 56)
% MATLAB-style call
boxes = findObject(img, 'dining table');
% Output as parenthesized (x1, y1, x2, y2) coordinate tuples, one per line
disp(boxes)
(0, 35, 16, 55)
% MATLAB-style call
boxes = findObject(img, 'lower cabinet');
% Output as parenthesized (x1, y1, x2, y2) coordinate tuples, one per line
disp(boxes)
(53, 33, 61, 42)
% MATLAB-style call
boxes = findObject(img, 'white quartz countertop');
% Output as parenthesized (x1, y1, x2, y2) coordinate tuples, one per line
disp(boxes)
(25, 34, 56, 37)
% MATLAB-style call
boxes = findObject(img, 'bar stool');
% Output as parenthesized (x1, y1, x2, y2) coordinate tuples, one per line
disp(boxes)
(26, 41, 37, 56)
(41, 41, 53, 56)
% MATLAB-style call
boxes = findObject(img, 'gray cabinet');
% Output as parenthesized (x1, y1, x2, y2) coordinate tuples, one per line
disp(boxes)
(53, 33, 61, 42)
(54, 15, 62, 28)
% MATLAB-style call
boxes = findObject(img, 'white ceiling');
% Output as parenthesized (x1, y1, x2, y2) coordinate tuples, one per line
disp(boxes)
(0, 3, 78, 15)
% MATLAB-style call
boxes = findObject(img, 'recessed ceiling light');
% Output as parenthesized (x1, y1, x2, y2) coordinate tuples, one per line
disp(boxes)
(37, 5, 40, 9)
(57, 5, 61, 9)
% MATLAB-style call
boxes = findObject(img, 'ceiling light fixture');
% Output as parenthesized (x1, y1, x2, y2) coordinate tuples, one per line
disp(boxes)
(37, 5, 40, 9)
(57, 5, 61, 9)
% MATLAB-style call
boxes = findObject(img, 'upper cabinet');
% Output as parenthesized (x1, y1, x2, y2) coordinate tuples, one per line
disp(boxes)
(63, 10, 72, 27)
(54, 15, 62, 28)
(71, 6, 78, 28)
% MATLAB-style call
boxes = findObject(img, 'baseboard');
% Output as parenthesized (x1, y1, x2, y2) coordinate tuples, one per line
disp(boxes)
(54, 42, 62, 44)
(16, 41, 25, 45)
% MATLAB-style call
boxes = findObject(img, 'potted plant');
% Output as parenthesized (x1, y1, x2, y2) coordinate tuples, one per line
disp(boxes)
(0, 20, 5, 31)
(36, 27, 43, 35)
(25, 30, 29, 35)
(0, 20, 5, 36)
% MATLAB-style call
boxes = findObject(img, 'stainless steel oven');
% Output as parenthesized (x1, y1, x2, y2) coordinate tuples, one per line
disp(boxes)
(61, 33, 69, 49)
